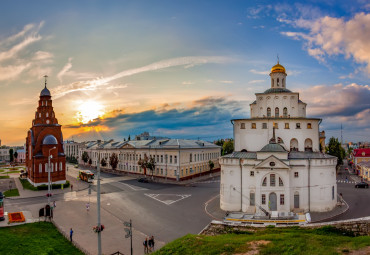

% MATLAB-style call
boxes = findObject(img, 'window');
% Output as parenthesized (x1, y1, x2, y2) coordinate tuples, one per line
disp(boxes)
(270, 174, 275, 186)
(332, 186, 335, 200)
(60, 162, 62, 171)
(250, 171, 254, 176)
(294, 192, 300, 208)
(251, 123, 256, 129)
(280, 194, 285, 205)
(279, 177, 284, 186)
(50, 163, 53, 172)
(190, 153, 192, 162)
(45, 163, 48, 172)
(283, 107, 288, 117)
(273, 122, 278, 129)
(262, 177, 267, 186)
(174, 156, 177, 164)
(275, 107, 279, 117)
(307, 123, 312, 129)
(290, 138, 298, 151)
(296, 123, 301, 129)
(262, 123, 267, 129)
(250, 192, 255, 206)
(277, 78, 280, 86)
(170, 155, 172, 164)
(285, 123, 289, 129)
(39, 163, 42, 173)
(241, 123, 245, 129)
(267, 107, 271, 117)
(161, 155, 163, 163)
(157, 155, 159, 162)
(294, 172, 299, 178)
(262, 194, 266, 204)
(46, 112, 49, 117)
(55, 162, 58, 171)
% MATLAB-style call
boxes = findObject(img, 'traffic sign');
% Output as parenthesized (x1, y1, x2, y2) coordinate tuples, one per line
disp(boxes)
(124, 228, 131, 238)
(123, 221, 131, 227)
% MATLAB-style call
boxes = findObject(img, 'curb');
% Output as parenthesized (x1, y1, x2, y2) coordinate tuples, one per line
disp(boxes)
(310, 198, 349, 223)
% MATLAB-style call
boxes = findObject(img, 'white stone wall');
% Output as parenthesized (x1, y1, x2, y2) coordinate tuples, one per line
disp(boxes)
(234, 119, 320, 152)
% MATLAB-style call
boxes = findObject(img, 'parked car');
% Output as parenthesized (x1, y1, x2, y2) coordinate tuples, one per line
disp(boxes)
(355, 182, 369, 188)
(345, 167, 348, 170)
(138, 177, 149, 183)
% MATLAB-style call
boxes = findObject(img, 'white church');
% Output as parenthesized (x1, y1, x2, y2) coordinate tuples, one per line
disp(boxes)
(219, 61, 337, 215)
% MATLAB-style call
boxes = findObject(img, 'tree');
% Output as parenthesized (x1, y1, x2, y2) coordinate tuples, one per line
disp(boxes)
(88, 158, 92, 166)
(109, 153, 119, 170)
(209, 160, 215, 172)
(222, 139, 234, 155)
(9, 148, 14, 162)
(326, 137, 345, 167)
(128, 135, 131, 141)
(138, 154, 156, 179)
(101, 158, 107, 167)
(214, 139, 224, 147)
(82, 151, 89, 165)
(14, 151, 18, 162)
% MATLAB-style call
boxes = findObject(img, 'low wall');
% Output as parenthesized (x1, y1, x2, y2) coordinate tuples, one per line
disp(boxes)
(201, 217, 370, 236)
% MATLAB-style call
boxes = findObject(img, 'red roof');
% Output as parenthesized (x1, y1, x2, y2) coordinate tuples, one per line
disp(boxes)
(353, 148, 370, 157)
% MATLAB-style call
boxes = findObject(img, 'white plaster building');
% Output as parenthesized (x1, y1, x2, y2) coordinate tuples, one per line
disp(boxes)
(220, 62, 337, 214)
(79, 138, 221, 181)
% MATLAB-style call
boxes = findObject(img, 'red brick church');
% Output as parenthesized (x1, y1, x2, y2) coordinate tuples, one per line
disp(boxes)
(25, 76, 66, 186)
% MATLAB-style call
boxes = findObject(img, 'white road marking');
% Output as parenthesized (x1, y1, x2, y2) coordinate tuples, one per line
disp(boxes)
(121, 182, 148, 191)
(144, 193, 191, 205)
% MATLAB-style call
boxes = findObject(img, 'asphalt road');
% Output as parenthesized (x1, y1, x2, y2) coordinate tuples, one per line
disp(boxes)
(333, 161, 370, 221)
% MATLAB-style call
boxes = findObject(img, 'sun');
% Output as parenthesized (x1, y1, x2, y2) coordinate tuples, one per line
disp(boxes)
(75, 100, 105, 124)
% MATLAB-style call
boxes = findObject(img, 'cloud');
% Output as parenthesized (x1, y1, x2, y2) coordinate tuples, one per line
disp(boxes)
(219, 80, 234, 84)
(65, 97, 246, 140)
(57, 58, 73, 84)
(52, 56, 234, 98)
(281, 12, 370, 73)
(250, 69, 269, 75)
(300, 83, 370, 119)
(182, 81, 194, 85)
(248, 80, 265, 84)
(0, 21, 47, 81)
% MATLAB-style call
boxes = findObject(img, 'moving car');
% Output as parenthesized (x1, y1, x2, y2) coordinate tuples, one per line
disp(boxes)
(138, 177, 149, 183)
(355, 182, 369, 188)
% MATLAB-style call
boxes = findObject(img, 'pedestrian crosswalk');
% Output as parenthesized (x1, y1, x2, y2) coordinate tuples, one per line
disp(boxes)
(336, 180, 356, 184)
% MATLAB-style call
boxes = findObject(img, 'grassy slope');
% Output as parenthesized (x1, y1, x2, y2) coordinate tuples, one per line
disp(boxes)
(0, 222, 84, 255)
(154, 226, 370, 255)
(3, 188, 19, 197)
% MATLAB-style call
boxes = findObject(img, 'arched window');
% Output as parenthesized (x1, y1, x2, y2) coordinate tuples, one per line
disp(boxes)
(279, 177, 284, 186)
(277, 137, 284, 144)
(283, 107, 288, 117)
(55, 162, 58, 172)
(267, 107, 271, 117)
(282, 78, 285, 87)
(275, 107, 279, 117)
(39, 163, 42, 173)
(262, 177, 267, 186)
(271, 79, 274, 87)
(46, 112, 49, 117)
(45, 163, 48, 172)
(51, 163, 53, 172)
(305, 138, 313, 151)
(277, 78, 279, 86)
(290, 138, 298, 151)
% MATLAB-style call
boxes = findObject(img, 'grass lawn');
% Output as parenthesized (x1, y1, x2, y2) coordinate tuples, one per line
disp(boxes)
(0, 176, 9, 179)
(4, 188, 19, 197)
(0, 222, 84, 255)
(153, 226, 370, 255)
(19, 178, 38, 191)
(7, 170, 20, 174)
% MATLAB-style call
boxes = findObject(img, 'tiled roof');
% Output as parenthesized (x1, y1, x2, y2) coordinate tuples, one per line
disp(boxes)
(288, 151, 337, 159)
(222, 151, 257, 159)
(353, 148, 370, 158)
(259, 143, 287, 152)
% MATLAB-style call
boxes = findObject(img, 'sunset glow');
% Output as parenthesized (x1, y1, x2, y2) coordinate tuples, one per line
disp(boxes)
(75, 101, 105, 124)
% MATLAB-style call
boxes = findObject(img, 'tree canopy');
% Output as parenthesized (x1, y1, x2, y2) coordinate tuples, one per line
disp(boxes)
(138, 154, 156, 177)
(9, 148, 14, 162)
(82, 151, 89, 164)
(326, 137, 345, 166)
(109, 153, 119, 170)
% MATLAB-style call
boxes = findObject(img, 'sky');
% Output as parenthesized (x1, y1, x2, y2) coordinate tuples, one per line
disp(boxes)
(0, 0, 369, 146)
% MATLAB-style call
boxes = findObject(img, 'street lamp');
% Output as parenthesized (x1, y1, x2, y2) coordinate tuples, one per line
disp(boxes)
(48, 146, 56, 206)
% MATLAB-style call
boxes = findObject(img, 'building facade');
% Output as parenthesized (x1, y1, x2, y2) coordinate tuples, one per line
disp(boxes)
(220, 62, 337, 214)
(78, 139, 221, 181)
(25, 79, 66, 186)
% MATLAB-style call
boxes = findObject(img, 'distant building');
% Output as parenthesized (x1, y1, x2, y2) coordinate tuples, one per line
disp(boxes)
(16, 148, 26, 163)
(25, 78, 66, 186)
(63, 140, 85, 161)
(353, 148, 370, 175)
(357, 161, 370, 181)
(0, 147, 9, 162)
(79, 138, 221, 181)
(220, 61, 337, 215)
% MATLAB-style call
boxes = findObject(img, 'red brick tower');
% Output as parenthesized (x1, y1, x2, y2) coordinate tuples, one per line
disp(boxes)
(25, 76, 66, 186)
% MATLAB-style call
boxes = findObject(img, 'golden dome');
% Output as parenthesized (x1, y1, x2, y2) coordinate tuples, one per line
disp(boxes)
(271, 63, 286, 74)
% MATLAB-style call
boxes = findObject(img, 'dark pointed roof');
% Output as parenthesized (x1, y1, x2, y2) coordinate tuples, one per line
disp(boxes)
(40, 75, 51, 96)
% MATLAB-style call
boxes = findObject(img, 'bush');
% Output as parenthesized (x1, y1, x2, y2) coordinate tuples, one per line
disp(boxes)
(37, 181, 70, 190)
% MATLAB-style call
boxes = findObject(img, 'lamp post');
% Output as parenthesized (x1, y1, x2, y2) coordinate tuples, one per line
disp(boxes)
(48, 147, 56, 206)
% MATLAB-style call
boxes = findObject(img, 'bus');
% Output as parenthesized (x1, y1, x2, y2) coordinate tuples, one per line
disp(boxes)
(79, 170, 95, 183)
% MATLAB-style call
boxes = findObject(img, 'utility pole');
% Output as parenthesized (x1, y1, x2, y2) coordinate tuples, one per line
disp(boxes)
(124, 219, 133, 255)
(97, 153, 102, 255)
(341, 123, 343, 145)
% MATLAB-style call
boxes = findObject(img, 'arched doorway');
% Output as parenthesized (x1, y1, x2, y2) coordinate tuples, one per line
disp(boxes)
(290, 138, 298, 151)
(269, 192, 277, 211)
